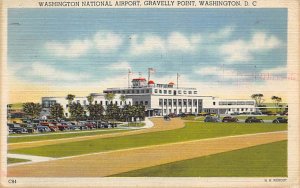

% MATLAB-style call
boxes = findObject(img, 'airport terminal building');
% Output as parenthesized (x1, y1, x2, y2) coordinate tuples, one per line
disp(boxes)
(42, 77, 256, 117)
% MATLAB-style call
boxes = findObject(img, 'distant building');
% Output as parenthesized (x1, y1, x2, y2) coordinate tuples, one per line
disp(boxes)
(42, 77, 256, 117)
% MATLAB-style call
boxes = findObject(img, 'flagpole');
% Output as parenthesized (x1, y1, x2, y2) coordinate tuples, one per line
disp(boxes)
(128, 69, 130, 88)
(148, 68, 150, 86)
(177, 73, 179, 89)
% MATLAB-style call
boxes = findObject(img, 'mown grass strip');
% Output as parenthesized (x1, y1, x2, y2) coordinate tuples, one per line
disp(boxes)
(7, 157, 30, 164)
(10, 122, 287, 158)
(113, 140, 287, 177)
(8, 129, 129, 143)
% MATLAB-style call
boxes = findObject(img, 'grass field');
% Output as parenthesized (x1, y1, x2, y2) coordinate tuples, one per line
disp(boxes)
(7, 157, 30, 164)
(9, 122, 287, 158)
(113, 140, 287, 177)
(8, 129, 130, 143)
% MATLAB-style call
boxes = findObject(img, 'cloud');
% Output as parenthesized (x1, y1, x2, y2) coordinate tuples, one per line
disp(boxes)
(108, 61, 131, 70)
(195, 66, 239, 79)
(220, 32, 281, 63)
(129, 32, 201, 55)
(45, 39, 91, 58)
(208, 26, 234, 40)
(93, 31, 123, 53)
(30, 62, 90, 81)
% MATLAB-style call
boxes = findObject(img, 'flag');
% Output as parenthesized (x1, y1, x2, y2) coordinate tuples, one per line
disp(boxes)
(148, 68, 156, 73)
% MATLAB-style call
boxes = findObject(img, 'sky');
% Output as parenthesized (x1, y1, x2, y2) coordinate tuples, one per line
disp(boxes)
(7, 8, 289, 103)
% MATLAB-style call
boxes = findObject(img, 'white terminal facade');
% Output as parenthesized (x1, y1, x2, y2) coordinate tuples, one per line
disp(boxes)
(42, 77, 256, 117)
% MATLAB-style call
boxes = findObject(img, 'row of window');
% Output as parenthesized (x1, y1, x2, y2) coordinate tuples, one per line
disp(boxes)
(163, 108, 197, 114)
(154, 89, 197, 95)
(134, 101, 149, 105)
(159, 99, 202, 106)
(228, 108, 254, 112)
(65, 100, 132, 108)
(108, 89, 150, 94)
(219, 101, 255, 105)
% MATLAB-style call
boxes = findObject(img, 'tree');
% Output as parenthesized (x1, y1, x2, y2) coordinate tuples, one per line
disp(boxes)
(119, 95, 126, 106)
(106, 103, 120, 122)
(87, 104, 104, 120)
(50, 103, 64, 120)
(87, 94, 94, 105)
(23, 102, 42, 118)
(69, 102, 84, 121)
(105, 93, 115, 105)
(271, 96, 282, 112)
(66, 94, 75, 104)
(251, 94, 264, 107)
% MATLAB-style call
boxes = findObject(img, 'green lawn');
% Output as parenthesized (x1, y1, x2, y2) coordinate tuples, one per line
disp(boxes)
(113, 140, 287, 177)
(7, 157, 30, 164)
(10, 122, 287, 158)
(182, 116, 205, 121)
(8, 129, 130, 143)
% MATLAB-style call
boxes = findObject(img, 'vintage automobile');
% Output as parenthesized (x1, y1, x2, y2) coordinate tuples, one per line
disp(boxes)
(222, 116, 239, 122)
(272, 117, 288, 123)
(245, 117, 264, 123)
(204, 116, 221, 122)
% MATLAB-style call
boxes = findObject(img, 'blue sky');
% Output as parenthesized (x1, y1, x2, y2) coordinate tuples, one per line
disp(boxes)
(8, 8, 288, 101)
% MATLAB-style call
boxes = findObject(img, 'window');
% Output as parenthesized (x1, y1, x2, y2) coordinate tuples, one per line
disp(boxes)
(173, 100, 177, 105)
(195, 108, 197, 112)
(183, 100, 187, 105)
(164, 90, 167, 94)
(146, 89, 150, 93)
(164, 99, 167, 105)
(127, 90, 130, 94)
(100, 101, 103, 105)
(159, 90, 162, 94)
(188, 91, 192, 94)
(105, 101, 108, 105)
(155, 89, 158, 93)
(168, 100, 172, 106)
(65, 113, 68, 117)
(95, 101, 98, 104)
(129, 102, 131, 105)
(188, 100, 192, 106)
(183, 91, 187, 94)
(179, 100, 182, 105)
(141, 90, 144, 93)
(122, 90, 125, 94)
(168, 90, 172, 94)
(140, 101, 143, 105)
(66, 104, 68, 108)
(132, 90, 135, 94)
(137, 90, 140, 94)
(120, 101, 123, 105)
(135, 101, 138, 105)
(178, 90, 182, 94)
(194, 91, 198, 94)
(159, 99, 162, 106)
(194, 100, 197, 106)
(213, 102, 216, 105)
(145, 101, 148, 105)
(228, 109, 231, 111)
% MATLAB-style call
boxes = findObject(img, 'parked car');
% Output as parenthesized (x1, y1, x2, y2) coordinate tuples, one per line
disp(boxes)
(222, 116, 239, 122)
(168, 113, 177, 118)
(245, 117, 264, 123)
(204, 116, 221, 122)
(163, 115, 171, 121)
(230, 112, 240, 115)
(36, 126, 51, 133)
(272, 117, 288, 123)
(178, 113, 187, 117)
(7, 123, 27, 134)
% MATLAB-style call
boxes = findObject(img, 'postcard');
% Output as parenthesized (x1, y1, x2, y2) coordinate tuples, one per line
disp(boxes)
(1, 0, 299, 187)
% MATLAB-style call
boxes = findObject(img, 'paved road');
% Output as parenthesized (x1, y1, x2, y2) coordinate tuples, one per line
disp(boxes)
(8, 131, 287, 177)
